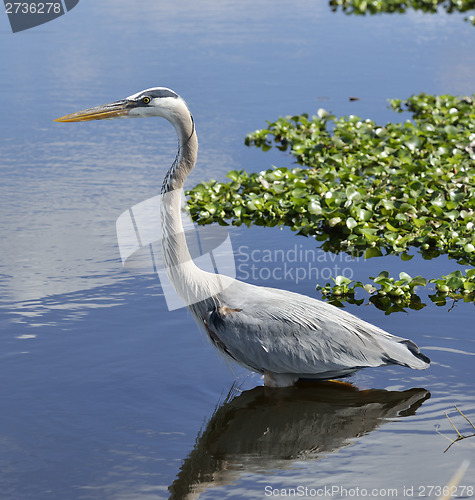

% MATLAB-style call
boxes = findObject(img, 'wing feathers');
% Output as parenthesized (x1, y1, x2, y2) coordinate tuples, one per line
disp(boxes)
(200, 280, 430, 378)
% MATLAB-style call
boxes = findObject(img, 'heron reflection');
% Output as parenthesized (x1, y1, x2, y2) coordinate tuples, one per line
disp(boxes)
(169, 381, 430, 499)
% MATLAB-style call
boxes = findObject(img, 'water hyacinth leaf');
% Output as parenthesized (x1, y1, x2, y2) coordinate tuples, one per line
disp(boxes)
(446, 276, 464, 289)
(398, 272, 413, 282)
(308, 200, 323, 215)
(466, 269, 475, 279)
(329, 216, 342, 227)
(464, 243, 475, 253)
(405, 136, 422, 152)
(346, 217, 358, 230)
(356, 208, 373, 222)
(364, 247, 383, 258)
(227, 170, 242, 182)
(334, 275, 353, 286)
(292, 188, 308, 198)
(373, 271, 390, 282)
(409, 276, 427, 287)
(382, 199, 395, 210)
(364, 283, 376, 293)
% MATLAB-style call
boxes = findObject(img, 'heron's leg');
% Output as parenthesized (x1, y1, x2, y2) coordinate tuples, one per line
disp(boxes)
(264, 372, 298, 388)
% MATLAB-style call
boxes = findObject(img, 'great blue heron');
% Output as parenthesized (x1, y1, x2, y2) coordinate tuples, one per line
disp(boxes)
(55, 87, 430, 387)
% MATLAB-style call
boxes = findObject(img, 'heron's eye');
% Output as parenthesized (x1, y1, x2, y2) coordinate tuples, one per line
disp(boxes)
(142, 96, 151, 105)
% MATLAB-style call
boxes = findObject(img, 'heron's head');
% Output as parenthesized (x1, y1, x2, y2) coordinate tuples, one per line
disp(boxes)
(55, 87, 187, 123)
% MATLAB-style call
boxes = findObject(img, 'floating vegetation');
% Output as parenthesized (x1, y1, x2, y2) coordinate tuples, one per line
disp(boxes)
(436, 406, 475, 453)
(429, 269, 475, 306)
(316, 271, 427, 313)
(186, 94, 475, 309)
(329, 0, 475, 25)
(316, 269, 475, 313)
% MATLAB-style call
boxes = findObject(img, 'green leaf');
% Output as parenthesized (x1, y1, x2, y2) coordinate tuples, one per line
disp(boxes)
(409, 276, 427, 287)
(446, 276, 464, 290)
(308, 200, 322, 215)
(226, 170, 242, 182)
(334, 275, 353, 286)
(405, 136, 422, 152)
(373, 270, 390, 282)
(291, 188, 307, 199)
(346, 217, 358, 230)
(364, 247, 383, 259)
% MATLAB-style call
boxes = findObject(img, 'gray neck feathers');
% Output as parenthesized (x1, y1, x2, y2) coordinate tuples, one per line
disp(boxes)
(161, 109, 197, 195)
(159, 103, 213, 305)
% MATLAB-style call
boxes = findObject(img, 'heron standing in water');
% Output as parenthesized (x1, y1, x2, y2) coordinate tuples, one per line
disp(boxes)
(55, 87, 430, 387)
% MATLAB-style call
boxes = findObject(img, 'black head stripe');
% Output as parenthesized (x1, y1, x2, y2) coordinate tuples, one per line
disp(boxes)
(147, 89, 179, 99)
(133, 88, 179, 107)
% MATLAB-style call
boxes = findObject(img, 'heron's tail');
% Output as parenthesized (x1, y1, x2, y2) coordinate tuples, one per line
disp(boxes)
(382, 338, 430, 370)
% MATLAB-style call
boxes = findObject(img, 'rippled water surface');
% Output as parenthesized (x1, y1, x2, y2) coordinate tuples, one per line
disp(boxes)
(1, 1, 474, 498)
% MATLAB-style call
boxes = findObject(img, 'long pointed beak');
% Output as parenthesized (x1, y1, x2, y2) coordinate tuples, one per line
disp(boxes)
(54, 99, 133, 122)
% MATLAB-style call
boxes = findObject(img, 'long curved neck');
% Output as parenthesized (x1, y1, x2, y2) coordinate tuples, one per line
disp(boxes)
(160, 102, 217, 306)
(161, 108, 197, 194)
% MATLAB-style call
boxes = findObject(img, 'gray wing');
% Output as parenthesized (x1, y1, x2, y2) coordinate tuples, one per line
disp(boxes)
(200, 280, 429, 377)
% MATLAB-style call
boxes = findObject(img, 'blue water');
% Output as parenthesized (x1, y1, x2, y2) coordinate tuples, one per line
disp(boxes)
(1, 1, 474, 498)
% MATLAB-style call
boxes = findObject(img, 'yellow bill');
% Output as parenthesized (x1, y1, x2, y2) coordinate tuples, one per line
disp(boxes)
(55, 100, 131, 122)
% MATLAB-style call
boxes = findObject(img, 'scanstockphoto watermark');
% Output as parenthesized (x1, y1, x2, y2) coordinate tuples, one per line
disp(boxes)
(3, 0, 79, 33)
(264, 485, 400, 497)
(236, 244, 359, 284)
(264, 484, 474, 497)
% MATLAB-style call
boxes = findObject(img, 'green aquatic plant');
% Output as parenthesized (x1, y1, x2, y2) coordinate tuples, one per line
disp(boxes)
(316, 269, 475, 314)
(186, 94, 475, 312)
(329, 0, 475, 25)
(187, 93, 475, 267)
(316, 269, 475, 313)
(429, 269, 475, 306)
(316, 271, 427, 313)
